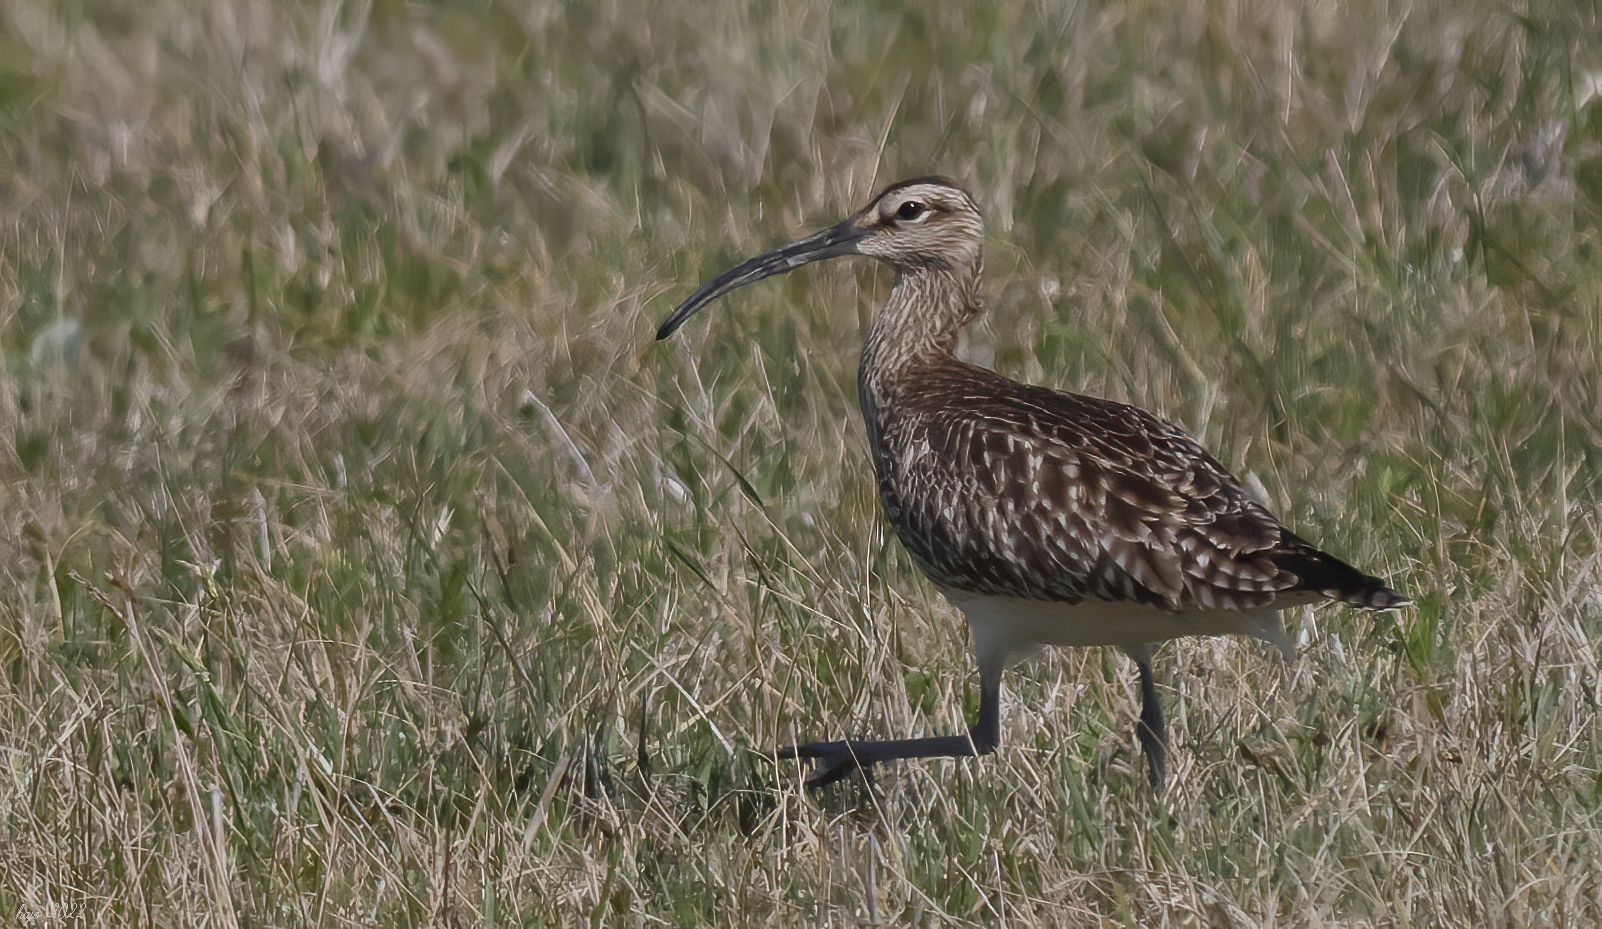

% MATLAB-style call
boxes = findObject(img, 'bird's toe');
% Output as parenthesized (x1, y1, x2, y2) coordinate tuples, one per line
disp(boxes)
(776, 740, 865, 787)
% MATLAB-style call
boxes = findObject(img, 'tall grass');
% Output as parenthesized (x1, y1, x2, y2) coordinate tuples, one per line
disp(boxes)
(1, 0, 1600, 925)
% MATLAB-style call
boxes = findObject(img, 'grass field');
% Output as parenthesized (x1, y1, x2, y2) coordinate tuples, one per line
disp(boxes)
(3, 0, 1601, 925)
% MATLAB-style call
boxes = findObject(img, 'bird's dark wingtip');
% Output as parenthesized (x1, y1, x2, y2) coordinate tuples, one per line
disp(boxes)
(1319, 584, 1411, 611)
(1274, 540, 1411, 611)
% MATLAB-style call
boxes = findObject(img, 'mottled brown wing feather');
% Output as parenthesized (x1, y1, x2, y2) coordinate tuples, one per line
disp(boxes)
(875, 363, 1405, 612)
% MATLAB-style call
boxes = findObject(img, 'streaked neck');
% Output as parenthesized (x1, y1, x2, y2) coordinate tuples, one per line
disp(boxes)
(862, 265, 980, 378)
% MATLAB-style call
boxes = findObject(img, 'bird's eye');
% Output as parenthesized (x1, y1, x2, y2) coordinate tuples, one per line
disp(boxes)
(895, 200, 927, 222)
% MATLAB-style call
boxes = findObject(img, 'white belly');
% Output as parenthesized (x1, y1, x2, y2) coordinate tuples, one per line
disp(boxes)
(940, 588, 1294, 670)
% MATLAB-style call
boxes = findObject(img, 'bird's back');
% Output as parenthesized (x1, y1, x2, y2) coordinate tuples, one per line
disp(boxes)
(862, 359, 1406, 615)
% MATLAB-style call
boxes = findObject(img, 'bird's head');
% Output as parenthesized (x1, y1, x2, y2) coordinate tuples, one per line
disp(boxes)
(656, 176, 983, 340)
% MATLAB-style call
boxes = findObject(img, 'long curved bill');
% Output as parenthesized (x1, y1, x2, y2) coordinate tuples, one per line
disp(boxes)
(655, 220, 864, 340)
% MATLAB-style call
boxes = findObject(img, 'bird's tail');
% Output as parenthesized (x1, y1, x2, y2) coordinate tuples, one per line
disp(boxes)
(1273, 538, 1411, 611)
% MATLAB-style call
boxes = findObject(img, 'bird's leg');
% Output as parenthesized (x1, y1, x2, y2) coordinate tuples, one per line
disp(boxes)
(1133, 654, 1167, 789)
(778, 663, 1002, 788)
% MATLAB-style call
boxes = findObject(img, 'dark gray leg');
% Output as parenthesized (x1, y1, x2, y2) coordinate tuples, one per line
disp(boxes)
(1134, 656, 1167, 789)
(779, 660, 1002, 788)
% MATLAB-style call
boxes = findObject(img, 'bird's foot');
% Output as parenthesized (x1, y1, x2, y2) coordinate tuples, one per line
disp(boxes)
(776, 728, 993, 788)
(775, 740, 868, 789)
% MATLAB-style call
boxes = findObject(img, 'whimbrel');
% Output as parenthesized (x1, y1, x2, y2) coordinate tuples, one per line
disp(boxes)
(656, 177, 1408, 788)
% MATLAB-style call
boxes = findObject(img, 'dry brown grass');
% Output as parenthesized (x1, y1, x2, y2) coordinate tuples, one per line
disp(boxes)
(2, 0, 1600, 925)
